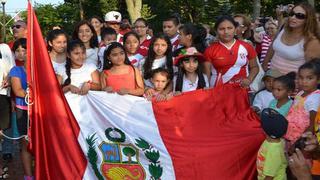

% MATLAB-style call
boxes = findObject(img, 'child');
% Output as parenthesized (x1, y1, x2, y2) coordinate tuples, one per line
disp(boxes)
(9, 38, 33, 180)
(144, 68, 171, 100)
(285, 60, 320, 143)
(100, 42, 144, 96)
(143, 33, 174, 88)
(123, 31, 144, 70)
(56, 40, 101, 95)
(252, 69, 282, 113)
(269, 72, 295, 117)
(173, 47, 209, 93)
(98, 27, 117, 71)
(257, 108, 288, 180)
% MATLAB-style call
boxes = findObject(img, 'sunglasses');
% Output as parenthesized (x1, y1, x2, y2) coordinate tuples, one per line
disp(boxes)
(288, 12, 306, 20)
(12, 25, 22, 29)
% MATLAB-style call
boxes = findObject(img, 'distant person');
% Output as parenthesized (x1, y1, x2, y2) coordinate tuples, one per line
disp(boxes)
(104, 11, 123, 43)
(163, 15, 180, 51)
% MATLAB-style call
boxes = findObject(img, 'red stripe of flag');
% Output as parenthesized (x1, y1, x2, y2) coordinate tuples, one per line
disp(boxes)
(26, 2, 87, 179)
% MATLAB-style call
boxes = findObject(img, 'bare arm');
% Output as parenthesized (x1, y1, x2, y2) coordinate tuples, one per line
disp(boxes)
(127, 67, 145, 96)
(247, 58, 259, 82)
(204, 62, 212, 84)
(305, 38, 320, 61)
(262, 45, 274, 71)
(11, 77, 26, 98)
(89, 70, 101, 91)
(307, 111, 317, 133)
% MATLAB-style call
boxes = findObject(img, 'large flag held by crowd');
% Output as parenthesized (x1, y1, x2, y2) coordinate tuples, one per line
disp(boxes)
(26, 1, 265, 179)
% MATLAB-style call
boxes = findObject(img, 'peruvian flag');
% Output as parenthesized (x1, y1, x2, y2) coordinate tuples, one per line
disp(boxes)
(26, 1, 264, 180)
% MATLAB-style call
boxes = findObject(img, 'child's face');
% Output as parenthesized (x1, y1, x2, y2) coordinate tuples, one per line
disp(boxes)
(108, 47, 126, 66)
(68, 46, 86, 68)
(182, 57, 198, 73)
(298, 69, 319, 93)
(103, 34, 117, 45)
(151, 73, 169, 92)
(15, 46, 26, 62)
(263, 76, 274, 92)
(153, 38, 168, 58)
(272, 81, 289, 100)
(49, 35, 67, 54)
(124, 35, 139, 55)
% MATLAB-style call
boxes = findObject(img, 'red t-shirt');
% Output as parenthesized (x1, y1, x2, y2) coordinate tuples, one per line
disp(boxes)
(137, 38, 151, 57)
(204, 40, 257, 86)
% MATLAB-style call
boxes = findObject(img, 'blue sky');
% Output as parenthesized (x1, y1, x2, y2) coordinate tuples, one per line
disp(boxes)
(6, 0, 63, 15)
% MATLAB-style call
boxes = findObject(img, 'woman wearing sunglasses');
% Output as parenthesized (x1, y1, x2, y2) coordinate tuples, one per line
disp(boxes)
(262, 2, 320, 74)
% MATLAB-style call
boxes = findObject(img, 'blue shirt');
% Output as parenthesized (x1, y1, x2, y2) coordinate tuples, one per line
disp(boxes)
(9, 66, 27, 108)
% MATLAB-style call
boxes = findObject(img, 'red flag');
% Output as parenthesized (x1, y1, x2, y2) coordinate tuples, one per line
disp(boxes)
(153, 84, 264, 179)
(26, 2, 87, 179)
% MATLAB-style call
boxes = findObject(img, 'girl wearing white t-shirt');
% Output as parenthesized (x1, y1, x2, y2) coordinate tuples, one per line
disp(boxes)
(72, 20, 99, 68)
(47, 29, 68, 73)
(173, 47, 208, 93)
(57, 40, 101, 95)
(285, 60, 320, 144)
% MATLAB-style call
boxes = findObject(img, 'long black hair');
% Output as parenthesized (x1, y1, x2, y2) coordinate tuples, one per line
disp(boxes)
(47, 29, 68, 52)
(103, 42, 132, 70)
(103, 42, 142, 89)
(72, 20, 99, 48)
(175, 56, 206, 92)
(63, 40, 86, 87)
(143, 33, 173, 80)
(179, 23, 206, 53)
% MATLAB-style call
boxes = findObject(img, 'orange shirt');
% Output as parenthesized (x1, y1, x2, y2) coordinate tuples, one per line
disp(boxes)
(103, 66, 136, 92)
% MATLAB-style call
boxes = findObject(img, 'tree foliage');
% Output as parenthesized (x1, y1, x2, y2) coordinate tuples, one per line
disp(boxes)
(23, 0, 319, 36)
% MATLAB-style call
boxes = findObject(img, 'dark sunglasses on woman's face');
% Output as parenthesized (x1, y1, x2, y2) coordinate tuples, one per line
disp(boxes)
(288, 12, 306, 20)
(12, 25, 22, 29)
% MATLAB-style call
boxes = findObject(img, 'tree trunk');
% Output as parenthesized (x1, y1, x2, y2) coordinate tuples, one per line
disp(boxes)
(308, 0, 315, 7)
(126, 0, 142, 23)
(79, 0, 84, 20)
(252, 0, 261, 20)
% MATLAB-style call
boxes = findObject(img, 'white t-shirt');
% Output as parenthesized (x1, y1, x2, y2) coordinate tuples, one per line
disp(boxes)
(128, 53, 145, 71)
(51, 60, 66, 74)
(143, 56, 168, 88)
(0, 43, 15, 96)
(173, 74, 209, 93)
(86, 48, 99, 67)
(299, 91, 320, 112)
(56, 63, 97, 88)
(253, 90, 274, 111)
(98, 46, 108, 72)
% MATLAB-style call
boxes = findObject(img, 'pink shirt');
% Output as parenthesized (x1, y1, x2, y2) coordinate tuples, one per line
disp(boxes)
(103, 66, 136, 92)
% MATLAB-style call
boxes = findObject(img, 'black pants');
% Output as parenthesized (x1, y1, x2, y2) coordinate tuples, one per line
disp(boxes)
(0, 95, 11, 130)
(16, 108, 27, 136)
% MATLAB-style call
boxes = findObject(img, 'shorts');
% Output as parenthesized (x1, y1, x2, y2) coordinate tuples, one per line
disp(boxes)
(16, 108, 28, 136)
(0, 95, 11, 130)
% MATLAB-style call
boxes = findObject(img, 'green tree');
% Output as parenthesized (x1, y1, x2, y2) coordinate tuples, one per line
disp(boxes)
(122, 147, 136, 164)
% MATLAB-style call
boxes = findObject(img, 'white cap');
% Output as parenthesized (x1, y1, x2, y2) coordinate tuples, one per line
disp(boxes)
(104, 11, 122, 23)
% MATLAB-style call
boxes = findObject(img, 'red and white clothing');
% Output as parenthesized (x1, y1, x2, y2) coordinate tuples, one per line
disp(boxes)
(117, 33, 124, 44)
(260, 34, 272, 64)
(204, 40, 257, 87)
(170, 34, 181, 52)
(137, 35, 151, 57)
(128, 53, 145, 71)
